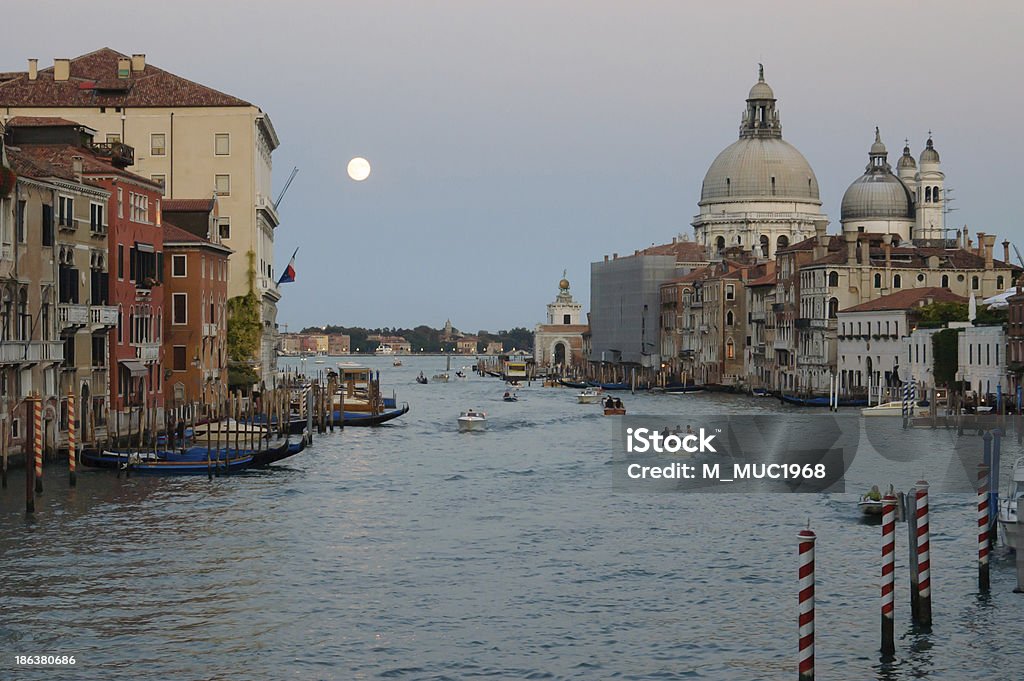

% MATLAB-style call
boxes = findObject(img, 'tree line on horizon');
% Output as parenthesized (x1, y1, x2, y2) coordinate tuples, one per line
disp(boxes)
(297, 324, 534, 353)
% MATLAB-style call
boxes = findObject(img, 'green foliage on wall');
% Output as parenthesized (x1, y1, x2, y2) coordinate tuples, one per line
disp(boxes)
(227, 292, 261, 362)
(931, 328, 960, 385)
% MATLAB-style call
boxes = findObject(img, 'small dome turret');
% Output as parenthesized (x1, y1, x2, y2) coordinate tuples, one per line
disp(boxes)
(920, 135, 940, 164)
(840, 129, 914, 222)
(897, 139, 917, 171)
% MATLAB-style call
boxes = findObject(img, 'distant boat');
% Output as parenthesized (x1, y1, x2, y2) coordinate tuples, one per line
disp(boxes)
(779, 394, 867, 408)
(751, 388, 771, 397)
(998, 456, 1024, 550)
(559, 379, 590, 389)
(577, 388, 602, 404)
(376, 344, 396, 356)
(664, 383, 705, 394)
(503, 391, 518, 402)
(393, 358, 403, 366)
(458, 409, 487, 432)
(81, 447, 256, 474)
(589, 381, 630, 391)
(861, 401, 916, 417)
(416, 372, 428, 384)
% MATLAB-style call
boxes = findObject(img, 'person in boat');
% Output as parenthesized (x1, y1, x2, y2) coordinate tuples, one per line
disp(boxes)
(613, 398, 623, 409)
(504, 391, 511, 399)
(686, 425, 694, 435)
(865, 484, 881, 501)
(605, 396, 616, 408)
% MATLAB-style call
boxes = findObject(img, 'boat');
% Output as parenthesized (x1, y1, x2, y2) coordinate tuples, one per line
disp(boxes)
(485, 370, 502, 378)
(663, 383, 705, 394)
(375, 344, 396, 356)
(858, 487, 884, 517)
(432, 373, 450, 383)
(589, 381, 631, 391)
(998, 456, 1024, 550)
(332, 366, 409, 426)
(314, 358, 325, 364)
(751, 388, 771, 397)
(81, 447, 256, 474)
(778, 394, 868, 407)
(861, 401, 917, 417)
(190, 418, 268, 444)
(458, 409, 487, 432)
(416, 372, 428, 384)
(577, 388, 603, 404)
(393, 359, 403, 367)
(250, 434, 309, 467)
(559, 379, 590, 389)
(502, 391, 518, 402)
(433, 354, 452, 382)
(455, 370, 466, 378)
(603, 406, 627, 416)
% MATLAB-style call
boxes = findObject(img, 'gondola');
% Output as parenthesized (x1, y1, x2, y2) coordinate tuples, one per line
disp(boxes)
(558, 379, 590, 389)
(331, 403, 410, 426)
(81, 447, 256, 474)
(663, 383, 705, 394)
(485, 370, 502, 378)
(588, 381, 631, 391)
(778, 394, 868, 407)
(251, 434, 309, 467)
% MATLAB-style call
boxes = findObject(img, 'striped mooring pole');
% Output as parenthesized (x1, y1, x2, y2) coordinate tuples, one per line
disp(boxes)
(881, 494, 897, 655)
(68, 391, 77, 487)
(915, 481, 932, 627)
(978, 464, 990, 591)
(798, 527, 816, 680)
(33, 395, 43, 495)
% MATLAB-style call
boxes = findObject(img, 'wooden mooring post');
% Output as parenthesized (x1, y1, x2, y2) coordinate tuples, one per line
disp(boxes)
(67, 390, 77, 487)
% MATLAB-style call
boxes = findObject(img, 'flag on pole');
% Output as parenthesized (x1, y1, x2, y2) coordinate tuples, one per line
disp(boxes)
(277, 248, 298, 284)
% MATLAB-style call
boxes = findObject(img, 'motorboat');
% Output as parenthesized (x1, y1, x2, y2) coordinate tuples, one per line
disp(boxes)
(502, 391, 518, 402)
(458, 409, 487, 432)
(393, 359, 403, 367)
(375, 344, 396, 356)
(416, 372, 428, 384)
(861, 401, 916, 417)
(432, 373, 450, 383)
(602, 398, 626, 415)
(998, 456, 1024, 551)
(331, 366, 409, 426)
(858, 487, 884, 517)
(751, 388, 771, 397)
(455, 370, 466, 378)
(577, 388, 602, 404)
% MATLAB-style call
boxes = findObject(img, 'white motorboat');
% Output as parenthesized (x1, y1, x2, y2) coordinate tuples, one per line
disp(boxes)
(458, 409, 487, 432)
(998, 456, 1024, 551)
(577, 388, 602, 404)
(861, 401, 916, 417)
(432, 373, 450, 383)
(375, 344, 396, 356)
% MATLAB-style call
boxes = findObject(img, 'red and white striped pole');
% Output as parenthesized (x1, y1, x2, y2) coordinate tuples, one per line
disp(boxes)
(978, 464, 990, 591)
(798, 527, 816, 681)
(33, 395, 43, 495)
(915, 481, 932, 627)
(68, 391, 77, 487)
(881, 494, 897, 655)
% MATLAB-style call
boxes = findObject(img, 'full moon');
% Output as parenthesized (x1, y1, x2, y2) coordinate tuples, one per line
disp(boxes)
(347, 157, 371, 181)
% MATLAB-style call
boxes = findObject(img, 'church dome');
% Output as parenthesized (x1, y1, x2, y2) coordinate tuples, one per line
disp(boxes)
(748, 80, 774, 100)
(920, 136, 940, 163)
(897, 142, 917, 170)
(700, 137, 820, 203)
(841, 130, 914, 221)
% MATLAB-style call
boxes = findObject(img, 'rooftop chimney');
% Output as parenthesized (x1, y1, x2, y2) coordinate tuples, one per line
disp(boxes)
(813, 220, 828, 260)
(27, 59, 37, 81)
(883, 241, 892, 269)
(71, 155, 83, 182)
(977, 232, 985, 258)
(117, 58, 131, 79)
(984, 234, 996, 270)
(844, 231, 857, 266)
(54, 58, 70, 81)
(1003, 240, 1010, 263)
(131, 54, 146, 72)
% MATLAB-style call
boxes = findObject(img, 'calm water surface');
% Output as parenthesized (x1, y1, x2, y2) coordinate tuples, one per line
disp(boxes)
(2, 356, 1023, 680)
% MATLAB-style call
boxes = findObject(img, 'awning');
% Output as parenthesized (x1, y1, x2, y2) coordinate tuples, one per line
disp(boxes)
(135, 242, 155, 253)
(119, 359, 148, 377)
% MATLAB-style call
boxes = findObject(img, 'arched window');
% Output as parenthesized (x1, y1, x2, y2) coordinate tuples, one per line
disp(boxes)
(972, 276, 979, 290)
(828, 271, 839, 287)
(760, 235, 769, 258)
(715, 236, 725, 254)
(828, 297, 839, 319)
(932, 186, 940, 201)
(0, 288, 11, 341)
(925, 186, 932, 202)
(874, 273, 882, 288)
(997, 275, 1005, 290)
(17, 289, 29, 341)
(777, 235, 789, 250)
(941, 274, 949, 288)
(726, 339, 735, 360)
(726, 178, 731, 196)
(726, 310, 734, 326)
(893, 274, 902, 289)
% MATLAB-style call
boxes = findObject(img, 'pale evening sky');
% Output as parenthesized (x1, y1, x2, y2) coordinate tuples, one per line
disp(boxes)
(3, 1, 1022, 333)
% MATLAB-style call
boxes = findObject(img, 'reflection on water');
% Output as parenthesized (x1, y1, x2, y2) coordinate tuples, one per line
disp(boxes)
(1, 355, 1022, 680)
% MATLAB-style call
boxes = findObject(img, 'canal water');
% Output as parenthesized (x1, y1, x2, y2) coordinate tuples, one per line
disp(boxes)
(2, 355, 1022, 680)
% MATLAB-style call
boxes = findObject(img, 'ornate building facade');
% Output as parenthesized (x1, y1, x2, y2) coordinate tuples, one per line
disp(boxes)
(534, 273, 587, 370)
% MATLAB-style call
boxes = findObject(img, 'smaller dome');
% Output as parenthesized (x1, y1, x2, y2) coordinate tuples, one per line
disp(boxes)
(841, 174, 915, 221)
(559, 278, 570, 291)
(870, 127, 886, 155)
(920, 136, 940, 163)
(747, 63, 775, 100)
(897, 141, 917, 170)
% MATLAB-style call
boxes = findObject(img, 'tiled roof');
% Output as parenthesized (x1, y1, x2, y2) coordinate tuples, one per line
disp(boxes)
(840, 287, 966, 313)
(162, 221, 209, 244)
(162, 198, 215, 213)
(640, 239, 708, 262)
(747, 271, 778, 287)
(4, 146, 76, 182)
(0, 48, 251, 108)
(5, 116, 84, 128)
(10, 143, 158, 188)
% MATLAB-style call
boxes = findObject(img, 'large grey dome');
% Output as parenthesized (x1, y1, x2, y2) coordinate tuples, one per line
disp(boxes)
(700, 137, 820, 204)
(841, 129, 914, 221)
(841, 174, 914, 221)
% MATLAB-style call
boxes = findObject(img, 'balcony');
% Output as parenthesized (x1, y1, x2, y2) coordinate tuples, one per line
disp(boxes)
(88, 141, 135, 168)
(810, 318, 832, 330)
(91, 305, 118, 327)
(752, 344, 766, 357)
(58, 303, 89, 328)
(750, 311, 766, 322)
(203, 323, 218, 337)
(0, 340, 64, 365)
(133, 342, 160, 362)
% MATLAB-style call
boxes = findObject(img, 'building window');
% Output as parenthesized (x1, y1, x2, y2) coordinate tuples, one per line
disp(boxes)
(828, 298, 839, 319)
(171, 254, 187, 278)
(215, 174, 230, 196)
(117, 188, 123, 218)
(726, 284, 735, 301)
(726, 339, 735, 360)
(941, 274, 949, 288)
(90, 203, 105, 233)
(563, 314, 571, 324)
(151, 133, 166, 156)
(873, 273, 882, 288)
(215, 133, 230, 156)
(41, 204, 54, 246)
(726, 310, 734, 326)
(58, 196, 74, 227)
(106, 133, 121, 143)
(218, 218, 230, 240)
(173, 345, 187, 371)
(152, 175, 166, 197)
(997, 275, 1005, 290)
(828, 271, 839, 287)
(172, 293, 187, 325)
(893, 274, 902, 289)
(972, 276, 980, 290)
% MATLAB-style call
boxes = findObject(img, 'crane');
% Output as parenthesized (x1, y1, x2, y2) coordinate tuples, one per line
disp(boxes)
(273, 166, 299, 210)
(1013, 243, 1024, 270)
